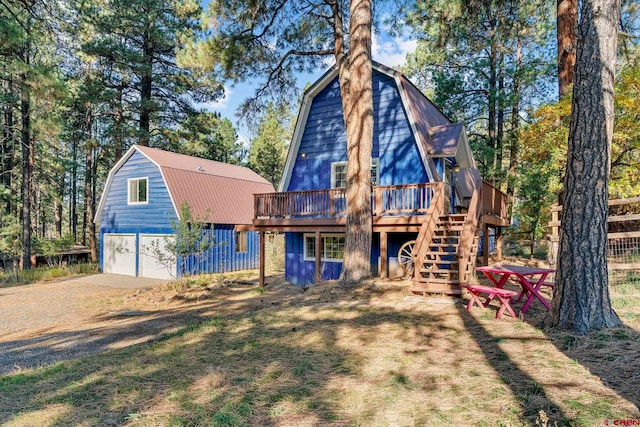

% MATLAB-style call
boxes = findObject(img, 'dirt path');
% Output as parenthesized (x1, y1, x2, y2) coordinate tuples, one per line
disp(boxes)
(0, 275, 174, 374)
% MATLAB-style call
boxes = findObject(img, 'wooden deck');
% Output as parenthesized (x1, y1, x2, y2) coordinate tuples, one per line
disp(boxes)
(252, 182, 509, 231)
(252, 181, 510, 287)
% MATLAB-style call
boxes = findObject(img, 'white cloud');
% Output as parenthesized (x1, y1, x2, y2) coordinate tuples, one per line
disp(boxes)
(371, 33, 417, 68)
(194, 86, 233, 111)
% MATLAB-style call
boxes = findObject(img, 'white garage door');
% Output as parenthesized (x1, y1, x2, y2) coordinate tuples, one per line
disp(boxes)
(139, 234, 176, 280)
(103, 234, 136, 276)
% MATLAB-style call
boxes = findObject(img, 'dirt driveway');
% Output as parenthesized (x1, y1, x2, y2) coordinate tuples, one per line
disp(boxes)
(0, 274, 183, 374)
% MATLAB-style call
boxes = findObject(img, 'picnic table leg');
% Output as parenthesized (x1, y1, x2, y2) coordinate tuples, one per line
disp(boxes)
(480, 273, 511, 307)
(466, 289, 484, 311)
(496, 295, 518, 319)
(518, 273, 551, 314)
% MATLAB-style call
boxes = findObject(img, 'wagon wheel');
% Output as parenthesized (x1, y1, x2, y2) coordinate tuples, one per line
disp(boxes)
(398, 240, 417, 277)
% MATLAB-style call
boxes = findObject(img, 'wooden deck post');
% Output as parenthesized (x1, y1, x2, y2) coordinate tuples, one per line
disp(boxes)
(496, 226, 503, 261)
(482, 224, 490, 266)
(259, 231, 265, 287)
(380, 231, 387, 279)
(315, 231, 321, 283)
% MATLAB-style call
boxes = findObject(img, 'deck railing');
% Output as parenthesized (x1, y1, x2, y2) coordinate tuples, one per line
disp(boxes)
(254, 183, 439, 219)
(481, 180, 509, 219)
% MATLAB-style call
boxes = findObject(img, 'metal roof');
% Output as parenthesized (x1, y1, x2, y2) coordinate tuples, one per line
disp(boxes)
(428, 122, 464, 157)
(279, 62, 470, 189)
(96, 145, 274, 225)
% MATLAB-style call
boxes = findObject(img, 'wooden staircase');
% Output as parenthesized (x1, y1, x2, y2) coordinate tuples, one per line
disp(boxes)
(410, 214, 480, 295)
(409, 176, 484, 296)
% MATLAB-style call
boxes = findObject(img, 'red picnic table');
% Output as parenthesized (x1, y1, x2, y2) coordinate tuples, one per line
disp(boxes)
(473, 264, 555, 316)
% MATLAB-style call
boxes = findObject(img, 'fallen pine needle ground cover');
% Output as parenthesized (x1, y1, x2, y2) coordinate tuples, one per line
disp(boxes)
(0, 267, 638, 426)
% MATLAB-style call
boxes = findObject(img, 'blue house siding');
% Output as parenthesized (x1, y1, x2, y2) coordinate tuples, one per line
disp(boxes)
(285, 232, 381, 286)
(283, 69, 433, 285)
(98, 150, 177, 273)
(287, 70, 428, 192)
(181, 225, 259, 275)
(99, 151, 260, 277)
(99, 151, 177, 230)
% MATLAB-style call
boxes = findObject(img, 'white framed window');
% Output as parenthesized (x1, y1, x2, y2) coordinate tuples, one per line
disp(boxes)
(304, 234, 345, 262)
(128, 177, 148, 205)
(331, 158, 379, 188)
(235, 231, 247, 253)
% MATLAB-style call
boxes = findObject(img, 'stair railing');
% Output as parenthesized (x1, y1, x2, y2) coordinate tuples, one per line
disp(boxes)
(412, 182, 445, 282)
(457, 177, 483, 284)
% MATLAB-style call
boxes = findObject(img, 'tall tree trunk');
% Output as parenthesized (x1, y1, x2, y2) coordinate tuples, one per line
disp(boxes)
(115, 83, 124, 158)
(496, 71, 504, 179)
(20, 69, 32, 269)
(557, 0, 578, 97)
(549, 0, 621, 334)
(85, 136, 97, 262)
(71, 136, 78, 240)
(2, 77, 15, 215)
(139, 20, 153, 146)
(337, 0, 373, 284)
(506, 37, 523, 217)
(55, 144, 64, 238)
(488, 42, 498, 174)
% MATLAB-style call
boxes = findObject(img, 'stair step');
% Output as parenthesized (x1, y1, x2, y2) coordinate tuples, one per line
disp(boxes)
(421, 258, 458, 264)
(414, 277, 460, 284)
(434, 227, 462, 232)
(420, 269, 460, 275)
(410, 287, 463, 296)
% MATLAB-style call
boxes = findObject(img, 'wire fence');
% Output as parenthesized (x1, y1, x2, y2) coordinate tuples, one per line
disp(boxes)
(607, 232, 640, 287)
(548, 199, 640, 288)
(265, 233, 285, 273)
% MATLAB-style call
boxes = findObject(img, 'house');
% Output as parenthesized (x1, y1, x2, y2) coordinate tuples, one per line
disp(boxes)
(95, 145, 275, 280)
(252, 62, 509, 293)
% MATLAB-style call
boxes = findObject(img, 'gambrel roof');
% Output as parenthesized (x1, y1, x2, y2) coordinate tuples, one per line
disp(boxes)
(95, 145, 274, 224)
(279, 61, 475, 191)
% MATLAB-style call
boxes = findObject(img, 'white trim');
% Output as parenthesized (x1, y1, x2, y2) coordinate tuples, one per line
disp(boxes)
(330, 158, 379, 188)
(94, 145, 180, 223)
(279, 67, 340, 192)
(127, 177, 149, 205)
(393, 74, 437, 183)
(456, 128, 476, 169)
(279, 63, 438, 191)
(371, 157, 380, 186)
(303, 233, 346, 262)
(330, 161, 347, 189)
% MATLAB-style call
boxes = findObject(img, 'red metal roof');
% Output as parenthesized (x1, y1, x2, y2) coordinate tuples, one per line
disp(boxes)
(398, 74, 452, 154)
(136, 145, 274, 224)
(429, 122, 464, 157)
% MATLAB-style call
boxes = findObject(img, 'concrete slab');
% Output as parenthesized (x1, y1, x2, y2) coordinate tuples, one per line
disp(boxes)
(64, 274, 168, 289)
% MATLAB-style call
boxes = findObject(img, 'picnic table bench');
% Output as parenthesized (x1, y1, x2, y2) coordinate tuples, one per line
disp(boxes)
(462, 284, 520, 319)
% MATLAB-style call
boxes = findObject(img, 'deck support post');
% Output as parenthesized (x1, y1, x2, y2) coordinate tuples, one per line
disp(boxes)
(259, 231, 265, 287)
(482, 224, 490, 266)
(496, 226, 503, 261)
(315, 231, 321, 283)
(380, 231, 388, 279)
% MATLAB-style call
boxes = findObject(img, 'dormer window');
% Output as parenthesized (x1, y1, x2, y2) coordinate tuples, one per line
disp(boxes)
(128, 177, 148, 204)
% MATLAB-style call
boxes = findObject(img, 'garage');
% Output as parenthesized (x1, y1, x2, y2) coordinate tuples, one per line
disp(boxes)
(103, 234, 136, 276)
(139, 234, 176, 280)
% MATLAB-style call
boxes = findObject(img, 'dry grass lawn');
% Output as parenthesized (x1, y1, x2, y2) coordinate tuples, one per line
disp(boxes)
(0, 264, 639, 426)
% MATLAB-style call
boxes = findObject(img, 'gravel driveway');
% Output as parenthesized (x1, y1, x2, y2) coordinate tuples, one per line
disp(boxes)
(0, 274, 183, 374)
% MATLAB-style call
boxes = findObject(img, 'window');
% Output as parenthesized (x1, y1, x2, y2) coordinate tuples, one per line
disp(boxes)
(128, 178, 148, 204)
(304, 234, 345, 262)
(331, 158, 379, 188)
(235, 231, 247, 253)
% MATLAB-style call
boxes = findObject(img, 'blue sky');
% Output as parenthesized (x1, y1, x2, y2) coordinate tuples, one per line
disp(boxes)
(198, 31, 418, 145)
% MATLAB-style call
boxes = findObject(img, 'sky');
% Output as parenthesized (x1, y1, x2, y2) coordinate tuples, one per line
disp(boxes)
(198, 31, 418, 145)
